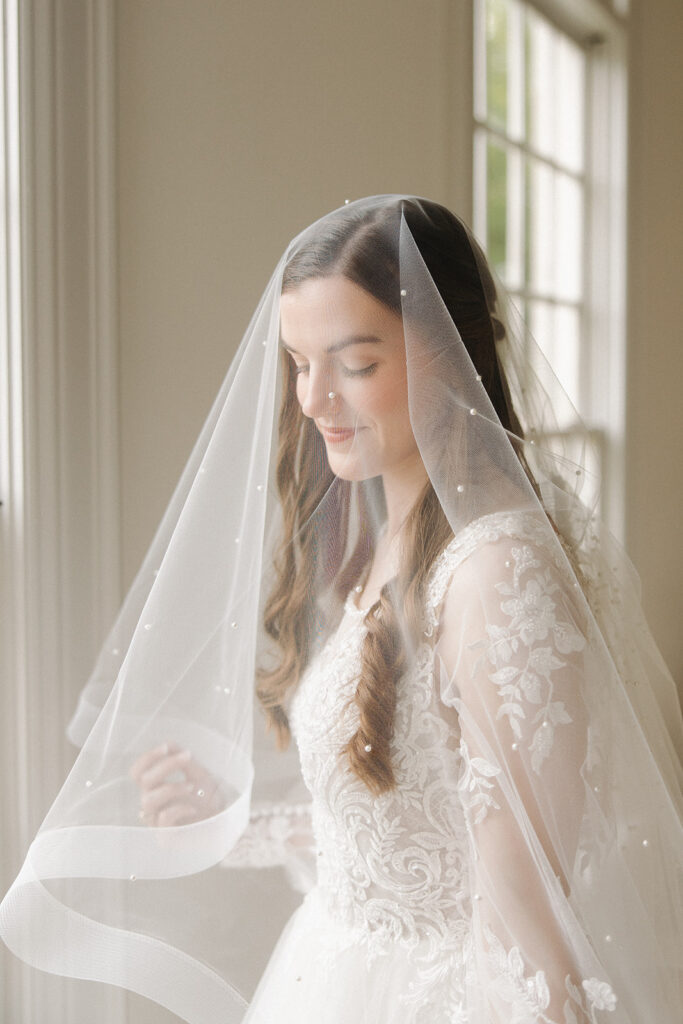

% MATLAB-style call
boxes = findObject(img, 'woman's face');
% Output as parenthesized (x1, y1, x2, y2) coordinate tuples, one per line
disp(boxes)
(279, 275, 422, 482)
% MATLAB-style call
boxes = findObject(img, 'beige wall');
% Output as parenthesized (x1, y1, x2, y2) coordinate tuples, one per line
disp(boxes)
(117, 0, 683, 693)
(625, 0, 683, 685)
(117, 0, 456, 585)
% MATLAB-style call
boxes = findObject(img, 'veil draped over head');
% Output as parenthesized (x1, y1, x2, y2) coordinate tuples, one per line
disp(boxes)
(1, 196, 682, 1024)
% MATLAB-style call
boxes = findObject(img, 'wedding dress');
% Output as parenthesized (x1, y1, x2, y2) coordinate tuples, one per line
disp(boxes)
(1, 196, 680, 1024)
(232, 509, 657, 1023)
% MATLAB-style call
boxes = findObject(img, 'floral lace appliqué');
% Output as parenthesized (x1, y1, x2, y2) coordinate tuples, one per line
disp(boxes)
(456, 736, 501, 825)
(473, 544, 585, 774)
(485, 926, 617, 1024)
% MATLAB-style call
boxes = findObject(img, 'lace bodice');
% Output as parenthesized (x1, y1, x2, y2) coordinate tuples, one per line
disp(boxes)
(288, 532, 471, 962)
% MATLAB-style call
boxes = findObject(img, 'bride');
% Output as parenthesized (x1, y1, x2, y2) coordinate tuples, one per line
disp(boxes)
(2, 196, 681, 1023)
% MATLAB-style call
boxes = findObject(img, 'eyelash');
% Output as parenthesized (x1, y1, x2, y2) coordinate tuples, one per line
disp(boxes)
(294, 363, 378, 379)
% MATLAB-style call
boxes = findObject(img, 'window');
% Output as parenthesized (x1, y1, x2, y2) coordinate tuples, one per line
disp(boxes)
(472, 0, 627, 531)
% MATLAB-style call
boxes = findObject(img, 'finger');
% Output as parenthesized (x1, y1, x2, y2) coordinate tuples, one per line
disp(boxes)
(141, 749, 214, 789)
(177, 757, 213, 786)
(141, 780, 195, 816)
(138, 749, 193, 790)
(156, 802, 200, 827)
(129, 742, 180, 782)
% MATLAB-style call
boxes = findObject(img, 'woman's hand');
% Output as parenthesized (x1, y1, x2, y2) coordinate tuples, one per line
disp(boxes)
(129, 742, 224, 826)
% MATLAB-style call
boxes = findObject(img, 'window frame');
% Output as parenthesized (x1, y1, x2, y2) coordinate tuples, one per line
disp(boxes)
(457, 0, 628, 538)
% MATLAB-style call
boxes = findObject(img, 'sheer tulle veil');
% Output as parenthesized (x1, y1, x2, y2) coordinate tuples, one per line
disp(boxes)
(1, 195, 681, 1024)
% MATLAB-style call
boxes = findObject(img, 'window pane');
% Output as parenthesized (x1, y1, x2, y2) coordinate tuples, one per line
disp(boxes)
(528, 300, 582, 423)
(555, 172, 583, 302)
(487, 139, 508, 276)
(526, 163, 583, 301)
(526, 8, 555, 161)
(482, 138, 524, 288)
(528, 299, 553, 368)
(554, 303, 582, 411)
(485, 0, 508, 129)
(555, 35, 585, 172)
(526, 158, 554, 295)
(526, 8, 585, 172)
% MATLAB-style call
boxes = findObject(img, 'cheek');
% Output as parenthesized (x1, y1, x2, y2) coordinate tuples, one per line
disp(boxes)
(295, 374, 311, 410)
(365, 370, 410, 424)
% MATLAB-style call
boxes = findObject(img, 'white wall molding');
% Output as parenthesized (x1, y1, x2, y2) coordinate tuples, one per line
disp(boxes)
(1, 1, 122, 1021)
(86, 0, 121, 637)
(0, 4, 32, 1018)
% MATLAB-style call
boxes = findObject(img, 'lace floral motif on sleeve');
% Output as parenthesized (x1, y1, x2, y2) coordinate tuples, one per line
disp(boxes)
(484, 926, 617, 1024)
(456, 737, 501, 825)
(220, 801, 313, 869)
(471, 545, 585, 774)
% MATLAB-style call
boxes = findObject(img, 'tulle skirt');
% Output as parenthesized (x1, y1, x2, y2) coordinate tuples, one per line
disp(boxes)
(242, 886, 470, 1024)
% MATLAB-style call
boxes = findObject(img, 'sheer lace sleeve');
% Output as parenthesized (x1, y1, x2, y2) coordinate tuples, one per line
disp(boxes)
(435, 525, 621, 1023)
(221, 800, 315, 893)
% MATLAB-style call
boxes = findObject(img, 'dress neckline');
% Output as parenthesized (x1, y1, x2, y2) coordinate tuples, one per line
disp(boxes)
(344, 588, 372, 618)
(343, 529, 462, 619)
(343, 510, 547, 623)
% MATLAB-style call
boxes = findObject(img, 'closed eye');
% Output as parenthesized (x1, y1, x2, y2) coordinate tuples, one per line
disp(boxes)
(341, 363, 378, 378)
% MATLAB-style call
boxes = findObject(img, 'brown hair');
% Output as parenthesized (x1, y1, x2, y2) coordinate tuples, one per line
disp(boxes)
(256, 198, 527, 795)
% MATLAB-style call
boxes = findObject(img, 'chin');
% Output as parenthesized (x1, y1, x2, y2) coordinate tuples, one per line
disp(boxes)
(325, 450, 382, 483)
(327, 461, 376, 483)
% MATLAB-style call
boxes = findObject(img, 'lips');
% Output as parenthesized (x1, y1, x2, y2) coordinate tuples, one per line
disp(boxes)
(319, 425, 356, 444)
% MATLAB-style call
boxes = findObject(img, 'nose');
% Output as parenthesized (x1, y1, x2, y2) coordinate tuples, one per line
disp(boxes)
(300, 367, 337, 420)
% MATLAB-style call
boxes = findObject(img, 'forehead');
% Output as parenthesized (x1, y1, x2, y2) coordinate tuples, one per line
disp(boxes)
(279, 275, 401, 350)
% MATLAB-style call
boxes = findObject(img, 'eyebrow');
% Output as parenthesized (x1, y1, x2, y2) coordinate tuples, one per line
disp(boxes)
(280, 334, 384, 355)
